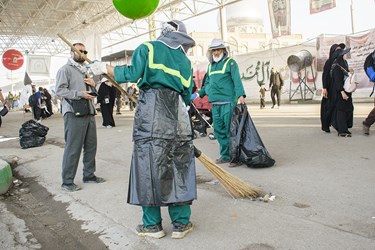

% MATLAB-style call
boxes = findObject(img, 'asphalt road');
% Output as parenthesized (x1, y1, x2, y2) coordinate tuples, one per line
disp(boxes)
(0, 102, 374, 250)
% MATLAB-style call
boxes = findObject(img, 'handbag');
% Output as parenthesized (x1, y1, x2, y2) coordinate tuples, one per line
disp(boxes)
(0, 106, 8, 117)
(343, 73, 358, 93)
(66, 99, 90, 117)
(337, 64, 358, 93)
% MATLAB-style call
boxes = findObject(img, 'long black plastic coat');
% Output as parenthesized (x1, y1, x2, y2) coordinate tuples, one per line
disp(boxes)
(127, 88, 197, 206)
(229, 105, 275, 168)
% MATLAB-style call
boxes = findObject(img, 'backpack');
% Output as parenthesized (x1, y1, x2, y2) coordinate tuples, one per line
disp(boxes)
(363, 52, 374, 76)
(28, 93, 36, 107)
(363, 51, 375, 96)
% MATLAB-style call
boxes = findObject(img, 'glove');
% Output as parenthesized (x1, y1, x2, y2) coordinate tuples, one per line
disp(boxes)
(89, 61, 108, 75)
(190, 93, 199, 101)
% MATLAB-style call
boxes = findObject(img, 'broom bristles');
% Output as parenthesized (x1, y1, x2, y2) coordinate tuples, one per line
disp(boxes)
(198, 152, 264, 198)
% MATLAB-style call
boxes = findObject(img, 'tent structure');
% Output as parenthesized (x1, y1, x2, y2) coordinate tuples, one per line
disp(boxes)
(0, 0, 243, 56)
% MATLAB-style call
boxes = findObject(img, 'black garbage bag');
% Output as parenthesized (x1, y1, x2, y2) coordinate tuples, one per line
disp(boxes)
(229, 104, 275, 168)
(19, 120, 49, 149)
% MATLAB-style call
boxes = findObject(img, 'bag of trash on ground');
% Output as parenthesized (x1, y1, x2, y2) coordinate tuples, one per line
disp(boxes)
(19, 120, 49, 149)
(229, 104, 275, 168)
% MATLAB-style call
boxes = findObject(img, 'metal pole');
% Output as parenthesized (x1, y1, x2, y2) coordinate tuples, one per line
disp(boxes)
(350, 0, 355, 34)
(219, 6, 227, 41)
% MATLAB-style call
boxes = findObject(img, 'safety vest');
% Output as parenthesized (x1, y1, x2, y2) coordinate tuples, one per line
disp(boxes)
(208, 58, 232, 76)
(143, 42, 192, 88)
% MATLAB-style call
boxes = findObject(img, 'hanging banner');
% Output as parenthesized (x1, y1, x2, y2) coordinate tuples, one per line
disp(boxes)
(27, 55, 51, 76)
(267, 0, 291, 38)
(23, 72, 32, 86)
(310, 0, 336, 14)
(346, 29, 375, 89)
(316, 34, 346, 71)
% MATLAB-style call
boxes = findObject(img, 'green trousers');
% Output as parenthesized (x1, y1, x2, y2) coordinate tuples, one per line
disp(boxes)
(142, 205, 191, 227)
(212, 103, 235, 160)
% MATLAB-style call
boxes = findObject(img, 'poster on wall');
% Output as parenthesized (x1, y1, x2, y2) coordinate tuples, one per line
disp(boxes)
(27, 55, 51, 77)
(310, 0, 336, 14)
(267, 0, 291, 38)
(234, 43, 318, 101)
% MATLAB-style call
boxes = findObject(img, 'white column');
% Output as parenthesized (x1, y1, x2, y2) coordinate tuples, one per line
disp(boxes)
(219, 6, 228, 42)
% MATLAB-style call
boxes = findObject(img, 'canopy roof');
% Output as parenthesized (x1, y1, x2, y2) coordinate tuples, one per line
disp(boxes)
(0, 0, 242, 56)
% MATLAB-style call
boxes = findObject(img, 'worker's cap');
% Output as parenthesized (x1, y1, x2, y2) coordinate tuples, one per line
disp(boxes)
(208, 38, 226, 50)
(166, 20, 187, 34)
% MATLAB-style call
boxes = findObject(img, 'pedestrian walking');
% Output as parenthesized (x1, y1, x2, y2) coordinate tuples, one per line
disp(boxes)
(320, 43, 345, 133)
(269, 67, 283, 109)
(362, 49, 375, 135)
(97, 77, 116, 128)
(259, 84, 266, 109)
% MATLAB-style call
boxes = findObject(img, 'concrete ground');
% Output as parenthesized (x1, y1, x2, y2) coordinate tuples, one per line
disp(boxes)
(0, 102, 374, 250)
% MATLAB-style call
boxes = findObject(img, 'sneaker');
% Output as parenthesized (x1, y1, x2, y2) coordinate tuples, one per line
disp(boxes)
(136, 224, 166, 239)
(106, 125, 113, 128)
(171, 222, 193, 239)
(61, 183, 81, 192)
(362, 122, 370, 135)
(215, 158, 230, 164)
(83, 176, 106, 183)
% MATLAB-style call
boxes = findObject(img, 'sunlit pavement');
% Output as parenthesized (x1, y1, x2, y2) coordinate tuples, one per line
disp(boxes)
(1, 103, 374, 250)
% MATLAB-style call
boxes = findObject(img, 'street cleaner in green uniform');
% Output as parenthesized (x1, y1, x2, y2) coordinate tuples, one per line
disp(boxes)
(192, 38, 246, 167)
(89, 20, 196, 239)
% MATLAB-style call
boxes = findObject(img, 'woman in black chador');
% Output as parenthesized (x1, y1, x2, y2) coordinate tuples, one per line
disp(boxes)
(320, 43, 346, 133)
(97, 77, 116, 128)
(331, 48, 353, 137)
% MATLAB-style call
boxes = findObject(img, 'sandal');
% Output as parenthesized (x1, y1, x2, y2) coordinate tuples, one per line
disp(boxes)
(338, 133, 351, 137)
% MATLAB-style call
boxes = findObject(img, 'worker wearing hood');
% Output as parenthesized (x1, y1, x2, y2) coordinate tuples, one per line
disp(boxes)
(196, 38, 246, 166)
(89, 20, 196, 239)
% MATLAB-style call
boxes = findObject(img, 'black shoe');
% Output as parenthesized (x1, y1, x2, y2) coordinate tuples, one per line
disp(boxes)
(136, 224, 166, 239)
(215, 158, 230, 164)
(172, 222, 193, 239)
(61, 183, 81, 192)
(83, 176, 106, 183)
(322, 128, 330, 133)
(338, 133, 351, 137)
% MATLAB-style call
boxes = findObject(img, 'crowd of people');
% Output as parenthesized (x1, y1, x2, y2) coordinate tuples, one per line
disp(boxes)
(320, 44, 375, 137)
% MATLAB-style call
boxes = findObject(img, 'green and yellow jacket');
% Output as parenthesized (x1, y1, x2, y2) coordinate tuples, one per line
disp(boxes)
(198, 56, 245, 103)
(114, 41, 193, 105)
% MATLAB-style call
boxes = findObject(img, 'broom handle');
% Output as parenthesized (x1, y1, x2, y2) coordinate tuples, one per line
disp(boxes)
(57, 33, 137, 103)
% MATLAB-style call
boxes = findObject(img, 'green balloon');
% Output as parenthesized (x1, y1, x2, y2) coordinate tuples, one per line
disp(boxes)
(113, 0, 160, 20)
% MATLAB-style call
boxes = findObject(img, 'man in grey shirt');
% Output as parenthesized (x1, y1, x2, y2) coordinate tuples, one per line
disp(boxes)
(55, 42, 105, 192)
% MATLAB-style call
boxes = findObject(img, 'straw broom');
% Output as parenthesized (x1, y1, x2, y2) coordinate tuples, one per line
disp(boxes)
(194, 146, 264, 198)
